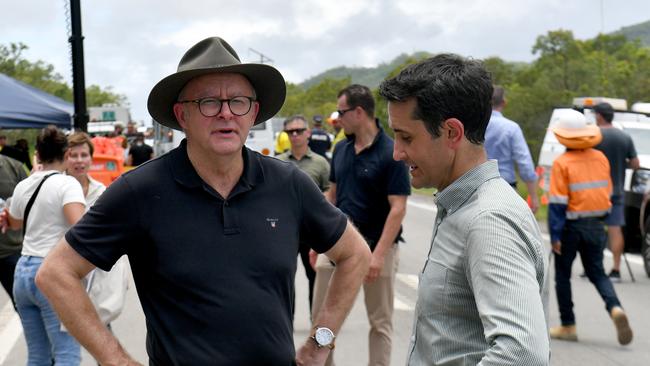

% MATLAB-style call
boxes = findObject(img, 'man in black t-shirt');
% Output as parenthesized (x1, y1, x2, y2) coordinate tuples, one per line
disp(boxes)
(593, 102, 640, 281)
(127, 133, 153, 166)
(36, 37, 371, 366)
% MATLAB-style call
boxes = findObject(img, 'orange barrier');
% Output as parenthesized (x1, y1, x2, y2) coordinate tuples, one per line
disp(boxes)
(89, 154, 124, 186)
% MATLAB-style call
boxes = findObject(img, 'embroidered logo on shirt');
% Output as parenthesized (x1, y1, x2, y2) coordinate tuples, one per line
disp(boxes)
(266, 218, 279, 228)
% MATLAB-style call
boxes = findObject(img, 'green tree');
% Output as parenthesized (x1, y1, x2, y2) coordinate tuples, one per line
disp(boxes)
(0, 42, 126, 107)
(280, 77, 350, 132)
(86, 84, 126, 106)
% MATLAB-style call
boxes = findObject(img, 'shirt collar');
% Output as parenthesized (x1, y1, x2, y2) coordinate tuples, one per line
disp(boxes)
(289, 148, 315, 160)
(491, 110, 503, 118)
(435, 160, 500, 214)
(171, 139, 265, 191)
(347, 121, 385, 151)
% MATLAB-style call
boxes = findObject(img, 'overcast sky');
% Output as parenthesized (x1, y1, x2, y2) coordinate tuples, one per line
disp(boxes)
(3, 0, 649, 124)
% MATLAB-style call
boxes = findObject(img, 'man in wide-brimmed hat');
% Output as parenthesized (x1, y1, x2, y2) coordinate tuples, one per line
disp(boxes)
(548, 109, 633, 346)
(36, 37, 371, 365)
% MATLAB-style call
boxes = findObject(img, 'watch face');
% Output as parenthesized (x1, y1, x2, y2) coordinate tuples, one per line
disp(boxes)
(315, 328, 334, 345)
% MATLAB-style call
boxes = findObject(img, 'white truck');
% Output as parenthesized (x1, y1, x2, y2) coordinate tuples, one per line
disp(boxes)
(538, 97, 650, 261)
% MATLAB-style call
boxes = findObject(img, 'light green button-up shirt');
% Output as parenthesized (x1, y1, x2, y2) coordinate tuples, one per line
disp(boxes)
(407, 160, 550, 366)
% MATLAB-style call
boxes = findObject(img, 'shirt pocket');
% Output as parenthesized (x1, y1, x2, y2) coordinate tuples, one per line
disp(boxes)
(416, 259, 448, 316)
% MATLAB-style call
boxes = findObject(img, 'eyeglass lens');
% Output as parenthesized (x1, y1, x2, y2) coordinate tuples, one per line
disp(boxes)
(199, 97, 252, 117)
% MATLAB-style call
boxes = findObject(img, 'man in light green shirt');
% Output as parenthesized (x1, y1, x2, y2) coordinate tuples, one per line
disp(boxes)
(380, 54, 550, 365)
(276, 115, 330, 192)
(277, 115, 330, 315)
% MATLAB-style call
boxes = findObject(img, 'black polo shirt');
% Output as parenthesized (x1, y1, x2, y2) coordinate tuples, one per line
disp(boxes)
(66, 140, 347, 365)
(330, 125, 410, 247)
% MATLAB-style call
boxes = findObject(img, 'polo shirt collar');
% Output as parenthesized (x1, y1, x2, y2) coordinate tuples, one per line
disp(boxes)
(289, 148, 315, 160)
(435, 160, 500, 214)
(171, 139, 265, 191)
(347, 120, 385, 151)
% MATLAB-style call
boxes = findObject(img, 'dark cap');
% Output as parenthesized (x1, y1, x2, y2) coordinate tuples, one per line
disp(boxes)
(313, 115, 323, 124)
(593, 102, 614, 122)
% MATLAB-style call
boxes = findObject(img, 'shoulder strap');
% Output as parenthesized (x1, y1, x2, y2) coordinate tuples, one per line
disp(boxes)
(23, 172, 59, 234)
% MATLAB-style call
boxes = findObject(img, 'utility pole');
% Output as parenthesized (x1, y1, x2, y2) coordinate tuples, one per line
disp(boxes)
(70, 0, 88, 132)
(248, 48, 274, 64)
(600, 0, 605, 33)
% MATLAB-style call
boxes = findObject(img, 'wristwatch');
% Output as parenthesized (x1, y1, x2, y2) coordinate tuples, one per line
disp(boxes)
(310, 326, 336, 349)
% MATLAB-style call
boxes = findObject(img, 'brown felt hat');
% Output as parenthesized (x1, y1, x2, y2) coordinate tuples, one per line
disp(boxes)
(147, 37, 286, 130)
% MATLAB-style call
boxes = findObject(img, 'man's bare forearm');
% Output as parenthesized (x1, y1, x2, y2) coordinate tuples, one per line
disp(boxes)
(313, 223, 370, 331)
(373, 201, 406, 258)
(36, 240, 140, 365)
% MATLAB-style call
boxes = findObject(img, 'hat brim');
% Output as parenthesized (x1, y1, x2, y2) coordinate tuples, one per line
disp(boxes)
(551, 124, 600, 139)
(554, 133, 603, 149)
(147, 63, 286, 130)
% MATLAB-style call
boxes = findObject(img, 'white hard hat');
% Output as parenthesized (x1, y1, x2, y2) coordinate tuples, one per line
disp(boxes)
(552, 109, 602, 149)
(327, 111, 340, 124)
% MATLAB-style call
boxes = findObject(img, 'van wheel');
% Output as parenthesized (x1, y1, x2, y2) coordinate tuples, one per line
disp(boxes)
(644, 217, 650, 278)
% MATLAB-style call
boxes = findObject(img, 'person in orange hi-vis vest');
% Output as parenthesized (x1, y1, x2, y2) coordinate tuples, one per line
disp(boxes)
(548, 109, 632, 346)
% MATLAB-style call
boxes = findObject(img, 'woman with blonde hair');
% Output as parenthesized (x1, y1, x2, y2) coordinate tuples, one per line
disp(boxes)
(66, 132, 128, 332)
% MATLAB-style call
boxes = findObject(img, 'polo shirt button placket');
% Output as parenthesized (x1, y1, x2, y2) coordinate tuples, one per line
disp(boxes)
(222, 200, 239, 235)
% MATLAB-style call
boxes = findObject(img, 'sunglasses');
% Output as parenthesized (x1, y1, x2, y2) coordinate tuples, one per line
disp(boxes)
(337, 107, 356, 116)
(285, 128, 307, 136)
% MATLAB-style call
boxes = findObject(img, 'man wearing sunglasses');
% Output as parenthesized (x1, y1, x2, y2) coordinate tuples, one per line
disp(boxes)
(277, 115, 331, 320)
(36, 37, 371, 366)
(312, 84, 410, 366)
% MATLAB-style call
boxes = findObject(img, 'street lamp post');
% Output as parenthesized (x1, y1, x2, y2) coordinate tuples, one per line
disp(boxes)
(69, 0, 88, 132)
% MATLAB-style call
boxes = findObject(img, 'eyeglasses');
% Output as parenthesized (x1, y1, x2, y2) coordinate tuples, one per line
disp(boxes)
(285, 128, 307, 136)
(337, 107, 356, 117)
(178, 96, 256, 117)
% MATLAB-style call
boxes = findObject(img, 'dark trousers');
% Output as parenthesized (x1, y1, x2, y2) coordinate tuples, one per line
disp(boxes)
(292, 244, 316, 320)
(554, 218, 622, 326)
(0, 252, 20, 309)
(299, 243, 316, 312)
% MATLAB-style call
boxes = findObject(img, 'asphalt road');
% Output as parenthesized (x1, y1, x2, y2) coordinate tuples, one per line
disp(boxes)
(1, 193, 649, 365)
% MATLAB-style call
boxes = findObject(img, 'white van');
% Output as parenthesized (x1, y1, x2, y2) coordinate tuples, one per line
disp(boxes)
(538, 97, 650, 252)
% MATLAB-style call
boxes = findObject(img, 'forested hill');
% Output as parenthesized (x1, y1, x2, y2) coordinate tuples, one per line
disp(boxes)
(615, 20, 650, 47)
(299, 19, 650, 89)
(299, 51, 431, 89)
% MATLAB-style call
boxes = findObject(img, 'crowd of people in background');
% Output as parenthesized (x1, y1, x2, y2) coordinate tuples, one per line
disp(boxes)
(0, 35, 641, 366)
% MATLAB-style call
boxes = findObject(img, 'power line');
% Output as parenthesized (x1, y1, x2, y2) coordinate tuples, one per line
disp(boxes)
(248, 48, 273, 64)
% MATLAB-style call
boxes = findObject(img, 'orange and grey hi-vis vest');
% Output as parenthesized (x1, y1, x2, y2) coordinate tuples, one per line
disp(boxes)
(549, 148, 612, 219)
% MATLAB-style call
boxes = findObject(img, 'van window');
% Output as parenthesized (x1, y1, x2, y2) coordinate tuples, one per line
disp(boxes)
(251, 121, 267, 131)
(623, 127, 650, 155)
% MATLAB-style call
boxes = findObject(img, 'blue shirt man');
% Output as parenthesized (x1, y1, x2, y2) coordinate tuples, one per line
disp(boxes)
(484, 86, 539, 213)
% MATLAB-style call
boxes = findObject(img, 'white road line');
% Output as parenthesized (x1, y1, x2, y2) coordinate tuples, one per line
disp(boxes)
(394, 274, 419, 311)
(396, 273, 419, 291)
(394, 294, 413, 311)
(407, 200, 435, 213)
(408, 200, 645, 267)
(540, 232, 643, 265)
(0, 302, 22, 365)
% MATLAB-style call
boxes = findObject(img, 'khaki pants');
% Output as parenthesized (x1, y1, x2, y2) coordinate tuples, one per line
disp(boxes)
(311, 244, 399, 366)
